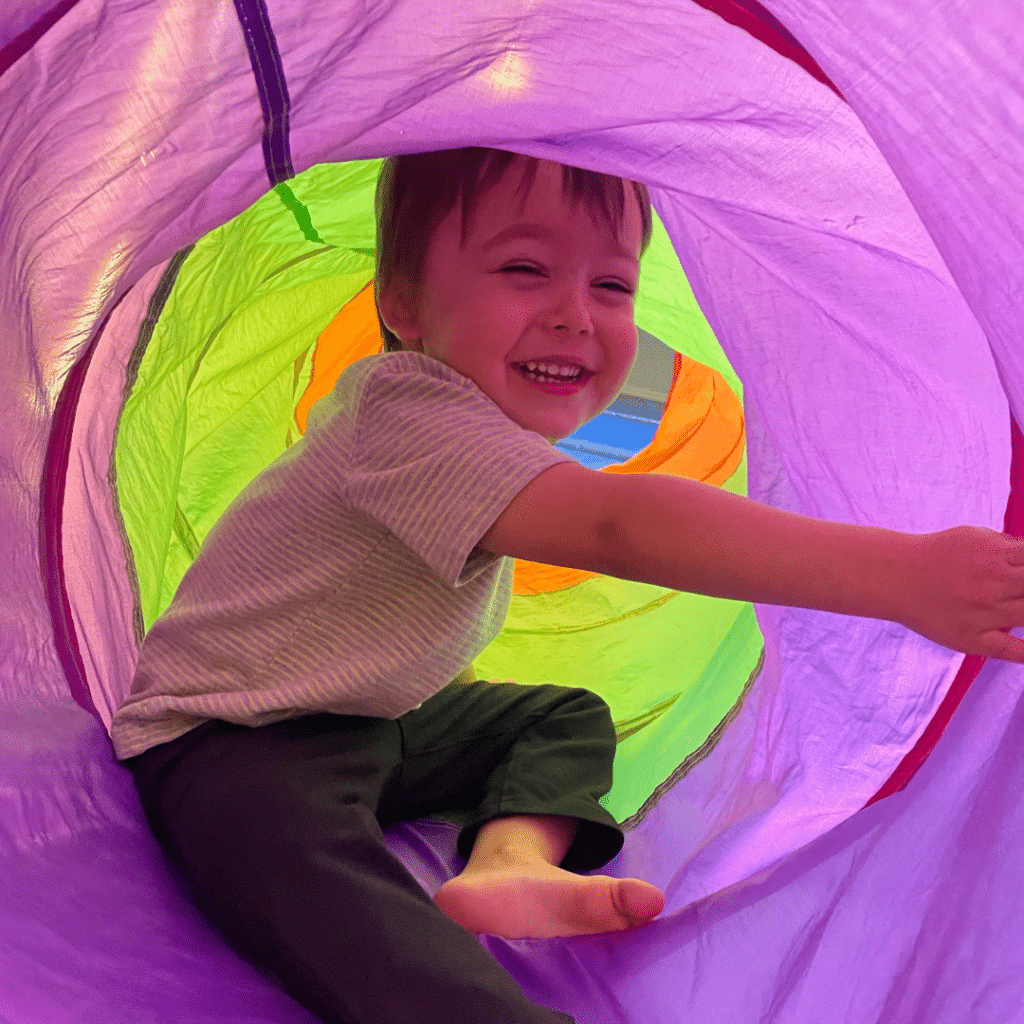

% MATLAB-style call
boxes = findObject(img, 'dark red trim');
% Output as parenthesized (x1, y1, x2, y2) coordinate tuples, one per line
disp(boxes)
(0, 0, 83, 78)
(693, 0, 1022, 811)
(688, 0, 845, 100)
(18, 0, 1002, 796)
(4, 0, 839, 99)
(864, 412, 1024, 806)
(39, 313, 112, 726)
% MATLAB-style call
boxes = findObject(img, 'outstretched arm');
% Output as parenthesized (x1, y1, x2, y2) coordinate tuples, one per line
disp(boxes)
(478, 462, 1024, 663)
(480, 463, 908, 620)
(600, 471, 908, 623)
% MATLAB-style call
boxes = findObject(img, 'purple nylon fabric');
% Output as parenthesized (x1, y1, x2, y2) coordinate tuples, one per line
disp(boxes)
(0, 0, 68, 51)
(3, 1, 1024, 1021)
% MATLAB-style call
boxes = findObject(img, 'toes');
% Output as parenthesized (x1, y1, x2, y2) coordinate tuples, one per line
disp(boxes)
(614, 880, 665, 925)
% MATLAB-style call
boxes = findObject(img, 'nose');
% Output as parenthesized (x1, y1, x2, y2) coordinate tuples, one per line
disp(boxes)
(548, 280, 594, 335)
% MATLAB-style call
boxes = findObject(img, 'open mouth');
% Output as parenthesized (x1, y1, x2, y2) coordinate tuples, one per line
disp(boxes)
(512, 363, 593, 390)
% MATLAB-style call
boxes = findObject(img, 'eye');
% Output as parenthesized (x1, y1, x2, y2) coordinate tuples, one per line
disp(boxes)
(501, 264, 633, 293)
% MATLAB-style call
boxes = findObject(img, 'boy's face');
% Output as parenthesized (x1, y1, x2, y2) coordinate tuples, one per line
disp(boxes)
(379, 157, 642, 443)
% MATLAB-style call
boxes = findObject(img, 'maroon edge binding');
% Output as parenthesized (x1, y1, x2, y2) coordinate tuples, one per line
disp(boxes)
(0, 0, 84, 78)
(35, 0, 983, 802)
(685, 0, 1021, 809)
(865, 413, 1024, 807)
(688, 0, 845, 99)
(39, 315, 111, 725)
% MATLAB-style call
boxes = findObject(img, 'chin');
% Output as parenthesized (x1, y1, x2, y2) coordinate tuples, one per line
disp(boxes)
(541, 429, 573, 444)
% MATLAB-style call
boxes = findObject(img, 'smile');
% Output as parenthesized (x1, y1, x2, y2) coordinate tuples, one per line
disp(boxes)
(512, 362, 593, 392)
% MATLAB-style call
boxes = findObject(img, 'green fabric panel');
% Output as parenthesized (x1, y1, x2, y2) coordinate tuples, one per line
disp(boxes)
(116, 159, 383, 630)
(633, 205, 744, 404)
(474, 454, 760, 823)
(115, 158, 763, 822)
(472, 183, 758, 823)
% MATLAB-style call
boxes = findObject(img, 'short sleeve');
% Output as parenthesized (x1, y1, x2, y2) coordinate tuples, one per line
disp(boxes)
(345, 354, 573, 586)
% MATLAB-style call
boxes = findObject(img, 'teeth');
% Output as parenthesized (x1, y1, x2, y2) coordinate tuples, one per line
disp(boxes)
(523, 361, 582, 378)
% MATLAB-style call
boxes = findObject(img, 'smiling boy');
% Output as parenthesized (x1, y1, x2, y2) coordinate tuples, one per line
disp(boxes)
(113, 148, 665, 1024)
(114, 145, 1024, 1024)
(374, 151, 662, 941)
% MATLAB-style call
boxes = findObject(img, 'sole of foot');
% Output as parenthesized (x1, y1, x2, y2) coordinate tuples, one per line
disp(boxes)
(434, 862, 666, 940)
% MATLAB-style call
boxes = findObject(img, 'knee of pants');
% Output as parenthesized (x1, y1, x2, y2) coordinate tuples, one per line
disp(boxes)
(543, 685, 614, 721)
(536, 684, 609, 707)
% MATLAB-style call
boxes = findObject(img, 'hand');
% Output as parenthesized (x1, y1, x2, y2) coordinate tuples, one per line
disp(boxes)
(897, 526, 1024, 663)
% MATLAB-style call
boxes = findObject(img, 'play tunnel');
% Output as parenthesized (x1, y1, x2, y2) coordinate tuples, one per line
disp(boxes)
(3, 1, 1024, 1020)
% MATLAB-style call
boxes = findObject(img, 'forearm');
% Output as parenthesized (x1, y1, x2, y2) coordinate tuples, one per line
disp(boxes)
(605, 473, 917, 623)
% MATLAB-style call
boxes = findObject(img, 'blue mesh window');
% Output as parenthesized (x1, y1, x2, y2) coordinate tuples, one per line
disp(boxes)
(555, 394, 664, 469)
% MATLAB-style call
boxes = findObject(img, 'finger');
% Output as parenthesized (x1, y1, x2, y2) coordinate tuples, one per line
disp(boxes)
(982, 631, 1024, 663)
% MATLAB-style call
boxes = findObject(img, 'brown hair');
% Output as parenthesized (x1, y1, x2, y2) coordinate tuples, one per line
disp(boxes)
(373, 147, 654, 352)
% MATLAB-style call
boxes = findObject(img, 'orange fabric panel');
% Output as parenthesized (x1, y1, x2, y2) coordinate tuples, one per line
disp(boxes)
(294, 282, 383, 434)
(512, 352, 745, 595)
(296, 287, 745, 596)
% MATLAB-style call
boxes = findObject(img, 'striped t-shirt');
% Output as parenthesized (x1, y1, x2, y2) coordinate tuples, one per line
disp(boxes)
(110, 351, 573, 761)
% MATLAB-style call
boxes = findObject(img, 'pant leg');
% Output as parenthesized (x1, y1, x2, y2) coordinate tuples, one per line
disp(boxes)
(384, 680, 624, 874)
(125, 714, 574, 1024)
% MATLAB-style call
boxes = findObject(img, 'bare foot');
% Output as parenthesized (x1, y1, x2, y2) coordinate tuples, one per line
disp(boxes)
(433, 850, 665, 939)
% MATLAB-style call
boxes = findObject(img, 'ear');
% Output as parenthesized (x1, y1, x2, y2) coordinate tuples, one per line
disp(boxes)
(377, 282, 422, 350)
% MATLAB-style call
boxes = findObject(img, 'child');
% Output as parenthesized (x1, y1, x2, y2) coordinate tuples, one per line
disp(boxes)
(113, 147, 664, 1024)
(113, 146, 1024, 1024)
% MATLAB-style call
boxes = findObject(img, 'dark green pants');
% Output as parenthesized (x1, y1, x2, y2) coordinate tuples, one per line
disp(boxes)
(125, 679, 623, 1024)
